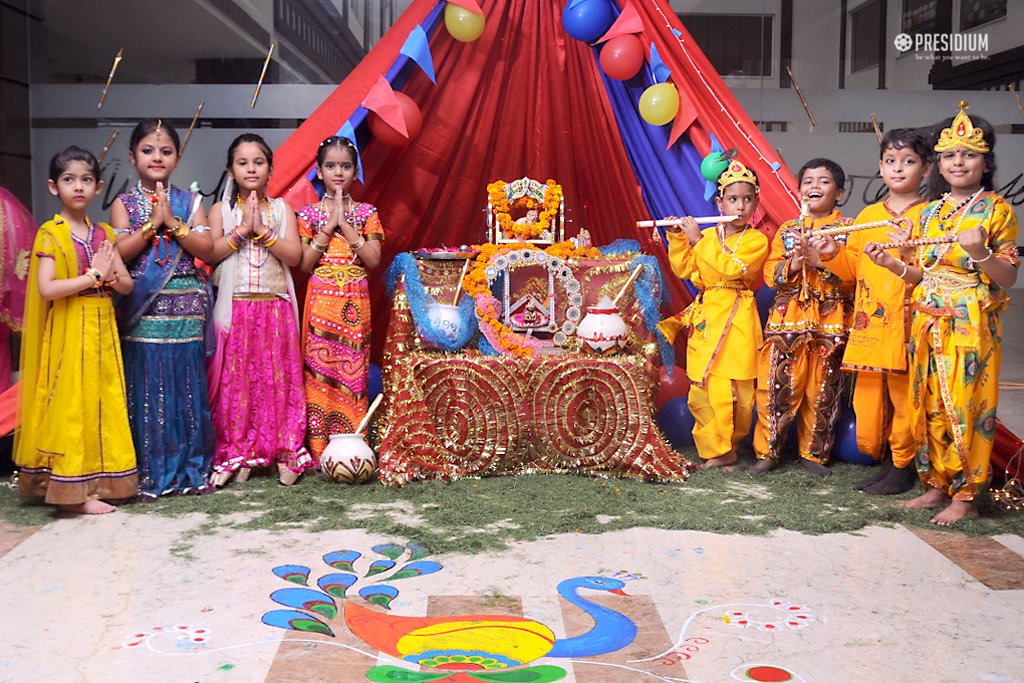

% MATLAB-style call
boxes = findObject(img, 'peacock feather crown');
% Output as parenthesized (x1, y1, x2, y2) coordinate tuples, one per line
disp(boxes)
(717, 160, 759, 194)
(934, 100, 989, 154)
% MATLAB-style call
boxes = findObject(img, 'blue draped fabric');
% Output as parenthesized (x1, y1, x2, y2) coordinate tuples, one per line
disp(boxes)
(598, 65, 716, 237)
(595, 53, 719, 351)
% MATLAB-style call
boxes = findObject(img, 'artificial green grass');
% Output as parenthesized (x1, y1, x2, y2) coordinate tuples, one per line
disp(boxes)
(3, 456, 1023, 554)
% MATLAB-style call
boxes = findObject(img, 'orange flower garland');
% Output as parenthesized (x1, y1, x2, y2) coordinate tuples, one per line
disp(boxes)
(487, 179, 563, 241)
(463, 240, 600, 357)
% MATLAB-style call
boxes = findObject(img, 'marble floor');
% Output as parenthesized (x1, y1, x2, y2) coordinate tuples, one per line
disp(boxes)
(1, 513, 1023, 683)
(1, 305, 1022, 683)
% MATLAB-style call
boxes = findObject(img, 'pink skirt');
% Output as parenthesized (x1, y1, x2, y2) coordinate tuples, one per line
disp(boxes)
(210, 297, 311, 475)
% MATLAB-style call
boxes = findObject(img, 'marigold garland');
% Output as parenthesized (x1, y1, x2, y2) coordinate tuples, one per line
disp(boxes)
(488, 179, 563, 241)
(463, 240, 600, 357)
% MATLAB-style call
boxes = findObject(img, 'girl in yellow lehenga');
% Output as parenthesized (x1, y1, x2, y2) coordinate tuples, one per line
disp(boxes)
(15, 147, 137, 514)
(658, 160, 769, 468)
(865, 103, 1019, 526)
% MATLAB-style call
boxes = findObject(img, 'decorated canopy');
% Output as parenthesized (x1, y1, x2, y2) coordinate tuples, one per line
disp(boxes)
(267, 0, 801, 355)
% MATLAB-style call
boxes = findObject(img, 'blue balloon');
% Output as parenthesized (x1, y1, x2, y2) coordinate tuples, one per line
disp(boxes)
(368, 363, 382, 402)
(562, 0, 614, 42)
(656, 396, 695, 450)
(833, 409, 876, 465)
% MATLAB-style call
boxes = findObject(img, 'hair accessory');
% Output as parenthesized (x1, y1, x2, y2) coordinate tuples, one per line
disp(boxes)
(934, 100, 989, 154)
(717, 160, 759, 194)
(154, 119, 163, 140)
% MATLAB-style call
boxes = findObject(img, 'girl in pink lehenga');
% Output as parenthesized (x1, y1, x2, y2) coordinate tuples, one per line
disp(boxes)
(206, 134, 311, 487)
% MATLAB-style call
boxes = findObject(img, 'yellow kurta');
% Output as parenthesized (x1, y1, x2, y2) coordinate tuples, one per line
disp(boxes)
(658, 225, 769, 458)
(823, 200, 925, 462)
(909, 192, 1019, 500)
(14, 216, 137, 504)
(753, 210, 855, 463)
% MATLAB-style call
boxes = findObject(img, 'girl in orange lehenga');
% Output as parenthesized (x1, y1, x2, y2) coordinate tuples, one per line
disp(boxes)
(865, 103, 1018, 525)
(296, 136, 384, 460)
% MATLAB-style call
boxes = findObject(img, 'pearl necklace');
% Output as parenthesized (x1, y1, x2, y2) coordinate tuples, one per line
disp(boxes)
(717, 223, 749, 254)
(920, 189, 982, 273)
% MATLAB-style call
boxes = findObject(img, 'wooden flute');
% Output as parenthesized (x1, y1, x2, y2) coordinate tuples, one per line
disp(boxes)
(872, 235, 955, 250)
(808, 216, 912, 238)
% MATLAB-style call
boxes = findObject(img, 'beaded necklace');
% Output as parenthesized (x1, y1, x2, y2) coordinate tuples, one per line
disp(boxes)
(919, 189, 982, 273)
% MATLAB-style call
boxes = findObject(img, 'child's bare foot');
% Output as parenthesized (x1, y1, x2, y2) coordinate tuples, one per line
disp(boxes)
(704, 451, 738, 469)
(931, 500, 978, 526)
(746, 458, 777, 476)
(60, 499, 116, 515)
(895, 487, 948, 510)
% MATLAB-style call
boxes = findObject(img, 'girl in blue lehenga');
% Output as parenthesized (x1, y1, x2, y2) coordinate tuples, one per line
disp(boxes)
(111, 119, 216, 499)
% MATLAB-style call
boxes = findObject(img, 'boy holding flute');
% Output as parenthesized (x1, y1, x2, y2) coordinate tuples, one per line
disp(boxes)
(810, 128, 932, 495)
(747, 159, 854, 477)
(657, 160, 769, 468)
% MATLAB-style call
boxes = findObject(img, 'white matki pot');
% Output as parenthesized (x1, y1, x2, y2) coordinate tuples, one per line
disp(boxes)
(320, 433, 378, 484)
(576, 296, 629, 355)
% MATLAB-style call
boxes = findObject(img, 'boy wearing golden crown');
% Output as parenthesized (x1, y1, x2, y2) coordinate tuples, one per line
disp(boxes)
(811, 128, 932, 495)
(864, 103, 1018, 525)
(657, 160, 769, 468)
(747, 159, 854, 477)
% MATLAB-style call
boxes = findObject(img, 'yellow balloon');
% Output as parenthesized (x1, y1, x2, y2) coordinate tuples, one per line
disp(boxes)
(445, 3, 485, 42)
(638, 83, 680, 126)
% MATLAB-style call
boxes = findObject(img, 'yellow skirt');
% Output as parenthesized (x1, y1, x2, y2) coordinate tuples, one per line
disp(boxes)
(18, 295, 138, 504)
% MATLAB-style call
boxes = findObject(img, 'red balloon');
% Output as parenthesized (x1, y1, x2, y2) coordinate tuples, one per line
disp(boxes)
(368, 91, 423, 147)
(654, 364, 691, 411)
(599, 34, 645, 81)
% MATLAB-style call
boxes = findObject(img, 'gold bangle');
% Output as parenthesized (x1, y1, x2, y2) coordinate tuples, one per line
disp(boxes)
(311, 239, 328, 252)
(171, 217, 191, 239)
(347, 236, 366, 251)
(262, 232, 279, 248)
(140, 221, 156, 240)
(85, 267, 104, 287)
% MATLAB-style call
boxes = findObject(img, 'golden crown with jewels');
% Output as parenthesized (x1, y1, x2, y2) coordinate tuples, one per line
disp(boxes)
(934, 100, 989, 154)
(717, 160, 759, 194)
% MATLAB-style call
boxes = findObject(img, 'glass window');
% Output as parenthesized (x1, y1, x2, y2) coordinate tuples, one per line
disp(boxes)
(679, 14, 774, 78)
(901, 0, 939, 34)
(850, 0, 884, 72)
(960, 0, 1007, 31)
